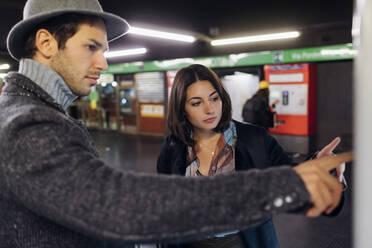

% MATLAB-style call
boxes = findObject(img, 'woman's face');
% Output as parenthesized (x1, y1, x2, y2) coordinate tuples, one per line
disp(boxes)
(184, 80, 223, 133)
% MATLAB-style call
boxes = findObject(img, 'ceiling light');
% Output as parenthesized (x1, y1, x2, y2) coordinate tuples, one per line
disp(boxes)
(105, 48, 147, 58)
(0, 64, 10, 70)
(129, 26, 196, 43)
(211, 31, 300, 46)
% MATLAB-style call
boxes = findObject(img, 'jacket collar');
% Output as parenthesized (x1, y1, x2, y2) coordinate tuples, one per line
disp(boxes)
(3, 72, 65, 113)
(18, 59, 77, 111)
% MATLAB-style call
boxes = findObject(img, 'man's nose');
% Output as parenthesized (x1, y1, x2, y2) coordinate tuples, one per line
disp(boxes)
(95, 52, 108, 71)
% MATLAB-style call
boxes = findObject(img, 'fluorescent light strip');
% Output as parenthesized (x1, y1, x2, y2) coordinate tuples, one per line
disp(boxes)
(211, 31, 300, 46)
(105, 48, 147, 58)
(0, 64, 10, 70)
(129, 27, 196, 43)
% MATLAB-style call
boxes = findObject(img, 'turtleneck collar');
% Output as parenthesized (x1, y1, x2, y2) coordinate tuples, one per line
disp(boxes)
(18, 59, 77, 111)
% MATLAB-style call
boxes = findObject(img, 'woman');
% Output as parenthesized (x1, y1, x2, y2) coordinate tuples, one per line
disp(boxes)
(157, 64, 345, 248)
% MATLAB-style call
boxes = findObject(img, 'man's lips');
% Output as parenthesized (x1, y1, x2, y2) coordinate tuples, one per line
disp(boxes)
(204, 117, 216, 123)
(85, 76, 99, 84)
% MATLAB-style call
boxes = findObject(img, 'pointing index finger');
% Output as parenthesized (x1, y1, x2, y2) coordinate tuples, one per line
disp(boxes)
(314, 152, 353, 171)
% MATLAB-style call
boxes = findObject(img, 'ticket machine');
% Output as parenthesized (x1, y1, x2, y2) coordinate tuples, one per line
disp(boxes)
(264, 63, 316, 154)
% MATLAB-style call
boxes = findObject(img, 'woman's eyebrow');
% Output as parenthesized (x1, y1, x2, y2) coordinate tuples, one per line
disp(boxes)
(209, 91, 218, 97)
(187, 91, 218, 102)
(187, 96, 202, 102)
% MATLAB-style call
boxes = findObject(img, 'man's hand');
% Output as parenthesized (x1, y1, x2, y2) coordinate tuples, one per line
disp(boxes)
(294, 152, 352, 217)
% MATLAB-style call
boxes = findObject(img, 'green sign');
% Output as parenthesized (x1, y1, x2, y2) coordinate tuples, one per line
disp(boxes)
(283, 44, 356, 62)
(103, 43, 356, 74)
(88, 90, 99, 101)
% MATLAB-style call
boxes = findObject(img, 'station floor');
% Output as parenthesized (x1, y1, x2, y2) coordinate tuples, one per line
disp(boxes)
(90, 128, 352, 248)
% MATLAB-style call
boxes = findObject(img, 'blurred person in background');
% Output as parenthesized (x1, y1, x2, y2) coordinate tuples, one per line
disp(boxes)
(242, 80, 279, 130)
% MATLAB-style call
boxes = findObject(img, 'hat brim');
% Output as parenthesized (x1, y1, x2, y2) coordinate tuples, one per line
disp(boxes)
(7, 10, 130, 60)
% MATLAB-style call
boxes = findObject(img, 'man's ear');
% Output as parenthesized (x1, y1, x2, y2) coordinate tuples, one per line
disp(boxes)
(34, 29, 58, 59)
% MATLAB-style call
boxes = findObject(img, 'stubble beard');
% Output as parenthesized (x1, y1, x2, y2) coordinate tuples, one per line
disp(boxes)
(50, 52, 89, 97)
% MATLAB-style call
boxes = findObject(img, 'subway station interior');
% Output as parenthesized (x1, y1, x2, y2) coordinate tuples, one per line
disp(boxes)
(1, 0, 371, 247)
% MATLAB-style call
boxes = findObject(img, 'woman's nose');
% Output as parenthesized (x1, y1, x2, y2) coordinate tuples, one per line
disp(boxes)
(205, 102, 214, 113)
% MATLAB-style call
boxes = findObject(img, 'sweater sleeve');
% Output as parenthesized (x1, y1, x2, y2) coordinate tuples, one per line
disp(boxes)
(2, 109, 311, 243)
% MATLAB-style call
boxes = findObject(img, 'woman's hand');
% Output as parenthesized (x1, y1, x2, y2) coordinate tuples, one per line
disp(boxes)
(316, 137, 345, 182)
(294, 152, 352, 217)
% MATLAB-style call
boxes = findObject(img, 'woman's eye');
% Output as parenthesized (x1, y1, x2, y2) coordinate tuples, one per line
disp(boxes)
(191, 102, 201, 107)
(211, 96, 219, 102)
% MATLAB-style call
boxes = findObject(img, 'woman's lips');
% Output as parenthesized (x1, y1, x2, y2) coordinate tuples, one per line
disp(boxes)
(204, 117, 216, 123)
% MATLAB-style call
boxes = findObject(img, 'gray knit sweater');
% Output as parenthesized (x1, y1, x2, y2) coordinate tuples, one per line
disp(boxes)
(0, 66, 310, 247)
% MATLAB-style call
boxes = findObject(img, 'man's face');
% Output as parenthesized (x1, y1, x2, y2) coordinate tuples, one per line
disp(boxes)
(50, 20, 108, 96)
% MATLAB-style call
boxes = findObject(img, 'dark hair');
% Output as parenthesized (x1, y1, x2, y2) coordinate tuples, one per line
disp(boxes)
(167, 64, 232, 146)
(23, 13, 104, 59)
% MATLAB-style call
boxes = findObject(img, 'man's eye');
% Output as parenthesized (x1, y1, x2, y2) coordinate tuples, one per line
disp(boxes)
(87, 45, 97, 51)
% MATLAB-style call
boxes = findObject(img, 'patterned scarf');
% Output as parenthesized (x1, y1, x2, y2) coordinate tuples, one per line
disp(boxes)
(185, 121, 237, 177)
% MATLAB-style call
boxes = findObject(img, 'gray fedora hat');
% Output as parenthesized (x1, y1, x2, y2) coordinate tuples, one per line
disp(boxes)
(7, 0, 130, 60)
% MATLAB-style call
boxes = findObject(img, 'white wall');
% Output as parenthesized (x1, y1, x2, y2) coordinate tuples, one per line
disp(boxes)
(353, 0, 372, 247)
(221, 73, 259, 122)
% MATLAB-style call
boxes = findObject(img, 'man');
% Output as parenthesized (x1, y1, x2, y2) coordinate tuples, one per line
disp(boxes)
(0, 0, 350, 247)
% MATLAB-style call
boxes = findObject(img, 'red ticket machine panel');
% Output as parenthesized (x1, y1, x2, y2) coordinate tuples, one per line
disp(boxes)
(265, 63, 316, 136)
